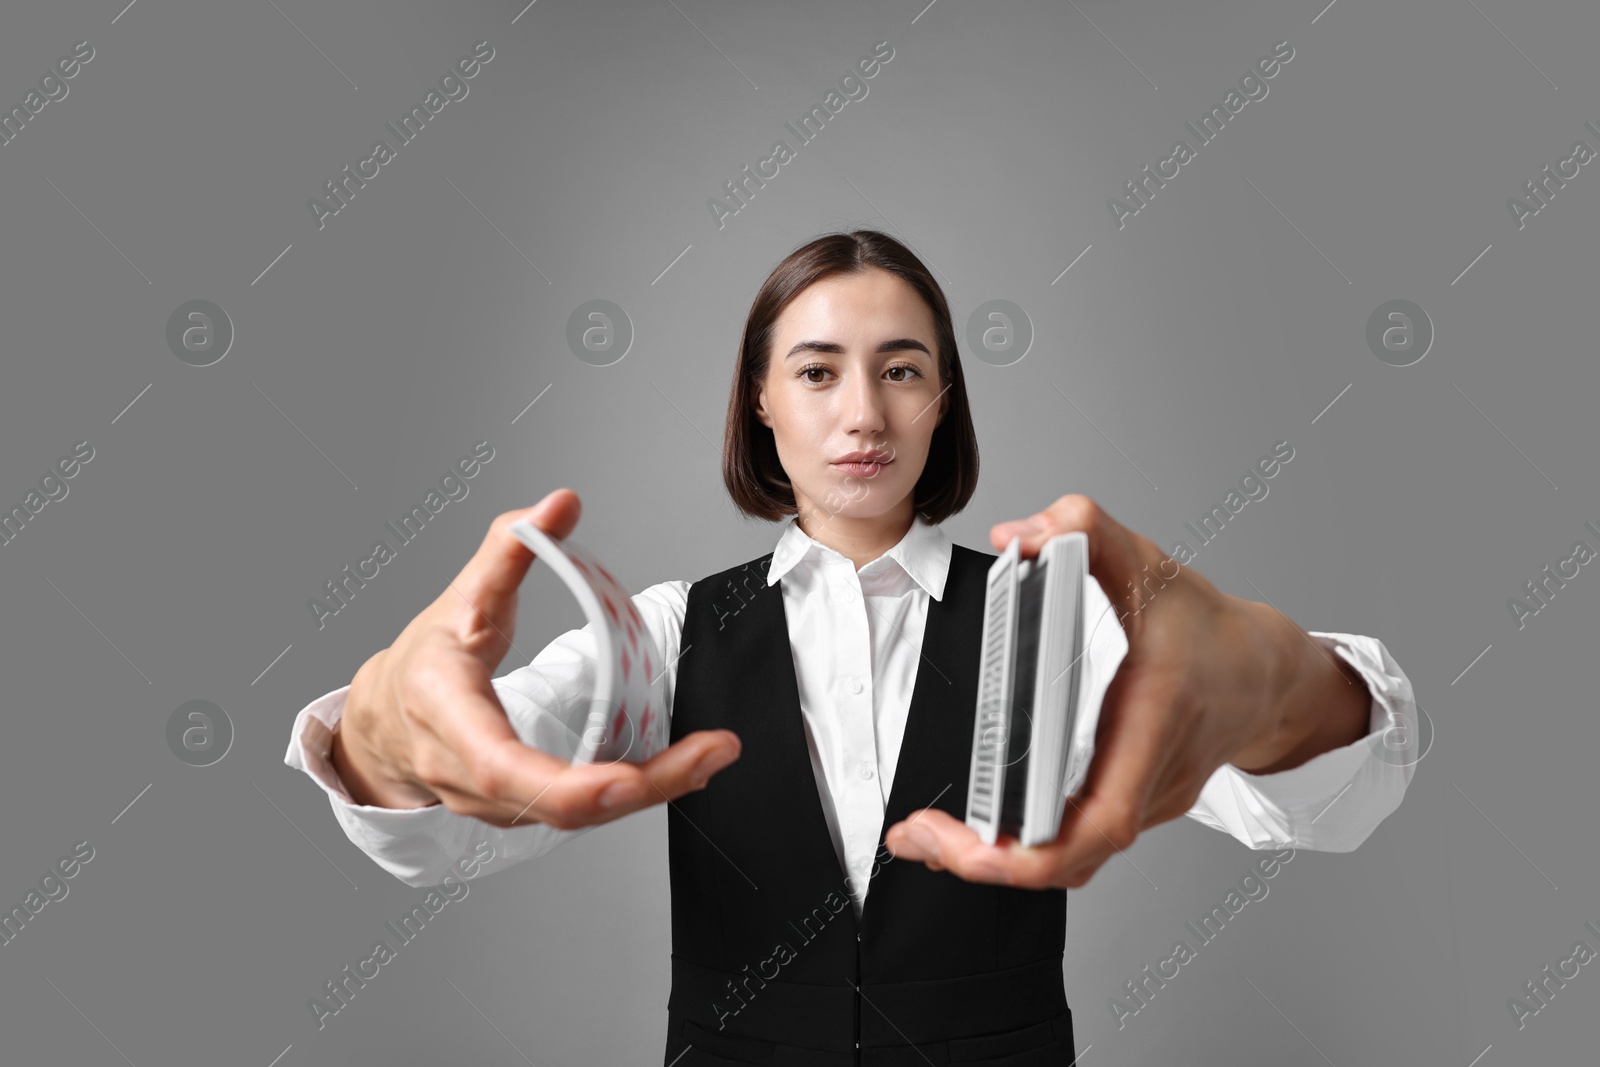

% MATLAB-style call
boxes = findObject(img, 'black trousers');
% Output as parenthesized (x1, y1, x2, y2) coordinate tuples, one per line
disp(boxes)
(662, 1006, 1077, 1066)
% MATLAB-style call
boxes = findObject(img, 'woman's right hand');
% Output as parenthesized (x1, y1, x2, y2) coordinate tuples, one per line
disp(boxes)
(331, 487, 742, 829)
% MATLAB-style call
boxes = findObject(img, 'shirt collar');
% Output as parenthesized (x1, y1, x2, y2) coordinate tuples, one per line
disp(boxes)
(765, 512, 952, 601)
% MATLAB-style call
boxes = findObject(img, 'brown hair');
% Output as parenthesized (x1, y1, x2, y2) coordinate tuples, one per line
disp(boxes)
(721, 229, 979, 525)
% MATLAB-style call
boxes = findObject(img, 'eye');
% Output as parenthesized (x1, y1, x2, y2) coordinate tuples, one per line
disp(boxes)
(795, 362, 925, 384)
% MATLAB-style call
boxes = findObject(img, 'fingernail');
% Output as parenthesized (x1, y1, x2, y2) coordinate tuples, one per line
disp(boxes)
(599, 782, 639, 810)
(900, 824, 939, 859)
(967, 856, 1009, 882)
(692, 748, 737, 788)
(998, 516, 1048, 538)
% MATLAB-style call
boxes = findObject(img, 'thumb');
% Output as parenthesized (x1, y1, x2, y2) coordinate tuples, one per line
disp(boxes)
(450, 488, 582, 625)
(991, 496, 1160, 619)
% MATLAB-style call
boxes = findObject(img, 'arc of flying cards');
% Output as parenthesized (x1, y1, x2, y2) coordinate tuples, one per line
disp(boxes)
(507, 518, 668, 764)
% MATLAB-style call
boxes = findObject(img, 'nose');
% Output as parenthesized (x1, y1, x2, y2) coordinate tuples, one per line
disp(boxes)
(843, 366, 887, 435)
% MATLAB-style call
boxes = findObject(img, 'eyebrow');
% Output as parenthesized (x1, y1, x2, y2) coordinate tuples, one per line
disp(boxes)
(784, 337, 933, 360)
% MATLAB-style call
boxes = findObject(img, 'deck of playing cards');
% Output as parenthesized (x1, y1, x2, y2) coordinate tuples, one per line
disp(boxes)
(965, 532, 1102, 847)
(507, 517, 669, 766)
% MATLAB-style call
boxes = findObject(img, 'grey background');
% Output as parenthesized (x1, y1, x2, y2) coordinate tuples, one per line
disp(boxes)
(0, 0, 1590, 1064)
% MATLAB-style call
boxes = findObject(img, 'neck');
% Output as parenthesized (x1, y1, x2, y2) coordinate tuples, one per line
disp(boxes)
(794, 500, 916, 571)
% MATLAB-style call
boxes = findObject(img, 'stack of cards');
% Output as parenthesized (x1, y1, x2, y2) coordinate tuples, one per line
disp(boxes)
(507, 517, 669, 765)
(965, 532, 1102, 847)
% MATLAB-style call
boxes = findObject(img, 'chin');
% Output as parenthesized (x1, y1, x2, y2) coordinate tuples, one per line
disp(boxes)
(809, 491, 914, 523)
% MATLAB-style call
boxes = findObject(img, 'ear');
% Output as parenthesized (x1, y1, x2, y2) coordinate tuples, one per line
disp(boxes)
(753, 381, 774, 428)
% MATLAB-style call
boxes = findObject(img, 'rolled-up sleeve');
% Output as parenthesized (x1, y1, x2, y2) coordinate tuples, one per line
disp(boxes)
(281, 579, 690, 887)
(1079, 575, 1420, 853)
(1186, 632, 1419, 852)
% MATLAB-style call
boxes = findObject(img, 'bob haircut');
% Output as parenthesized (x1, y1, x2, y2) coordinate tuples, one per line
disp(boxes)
(722, 229, 980, 526)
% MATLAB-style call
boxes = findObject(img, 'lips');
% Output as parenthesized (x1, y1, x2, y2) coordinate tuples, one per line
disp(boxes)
(831, 452, 893, 477)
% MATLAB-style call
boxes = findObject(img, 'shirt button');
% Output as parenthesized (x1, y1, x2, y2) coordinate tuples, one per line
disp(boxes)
(847, 676, 863, 694)
(839, 585, 857, 603)
(857, 762, 874, 780)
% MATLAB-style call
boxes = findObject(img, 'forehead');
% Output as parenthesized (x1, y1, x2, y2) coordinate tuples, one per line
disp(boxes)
(774, 268, 934, 339)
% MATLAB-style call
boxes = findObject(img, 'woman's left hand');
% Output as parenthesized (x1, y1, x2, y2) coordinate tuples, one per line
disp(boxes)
(883, 493, 1370, 890)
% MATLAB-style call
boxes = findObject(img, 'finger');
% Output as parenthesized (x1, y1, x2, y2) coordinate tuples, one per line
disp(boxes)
(1046, 661, 1176, 881)
(886, 808, 1018, 882)
(885, 665, 1183, 890)
(427, 779, 564, 829)
(417, 653, 740, 830)
(888, 809, 1099, 890)
(990, 494, 1121, 561)
(989, 495, 1175, 620)
(480, 729, 741, 829)
(447, 490, 582, 633)
(630, 729, 745, 804)
(405, 650, 584, 820)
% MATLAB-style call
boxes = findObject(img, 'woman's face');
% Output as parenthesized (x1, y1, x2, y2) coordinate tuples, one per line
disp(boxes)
(754, 267, 949, 530)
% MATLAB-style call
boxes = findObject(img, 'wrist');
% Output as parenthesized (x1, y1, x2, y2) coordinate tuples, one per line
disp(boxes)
(329, 700, 441, 811)
(1230, 605, 1368, 774)
(1226, 599, 1301, 773)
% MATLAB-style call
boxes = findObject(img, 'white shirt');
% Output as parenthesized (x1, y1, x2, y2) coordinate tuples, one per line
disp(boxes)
(284, 514, 1419, 909)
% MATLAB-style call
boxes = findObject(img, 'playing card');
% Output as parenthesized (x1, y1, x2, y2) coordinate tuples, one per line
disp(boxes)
(965, 532, 1099, 846)
(507, 517, 668, 765)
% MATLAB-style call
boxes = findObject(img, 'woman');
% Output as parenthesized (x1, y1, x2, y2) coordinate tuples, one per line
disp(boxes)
(286, 230, 1416, 1064)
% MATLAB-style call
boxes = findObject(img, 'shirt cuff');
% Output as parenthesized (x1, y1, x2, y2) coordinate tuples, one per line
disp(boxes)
(282, 682, 590, 887)
(283, 683, 358, 806)
(284, 684, 452, 815)
(1191, 631, 1418, 852)
(282, 685, 471, 881)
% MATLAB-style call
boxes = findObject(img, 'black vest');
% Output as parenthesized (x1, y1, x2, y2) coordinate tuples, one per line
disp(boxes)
(663, 541, 1077, 1066)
